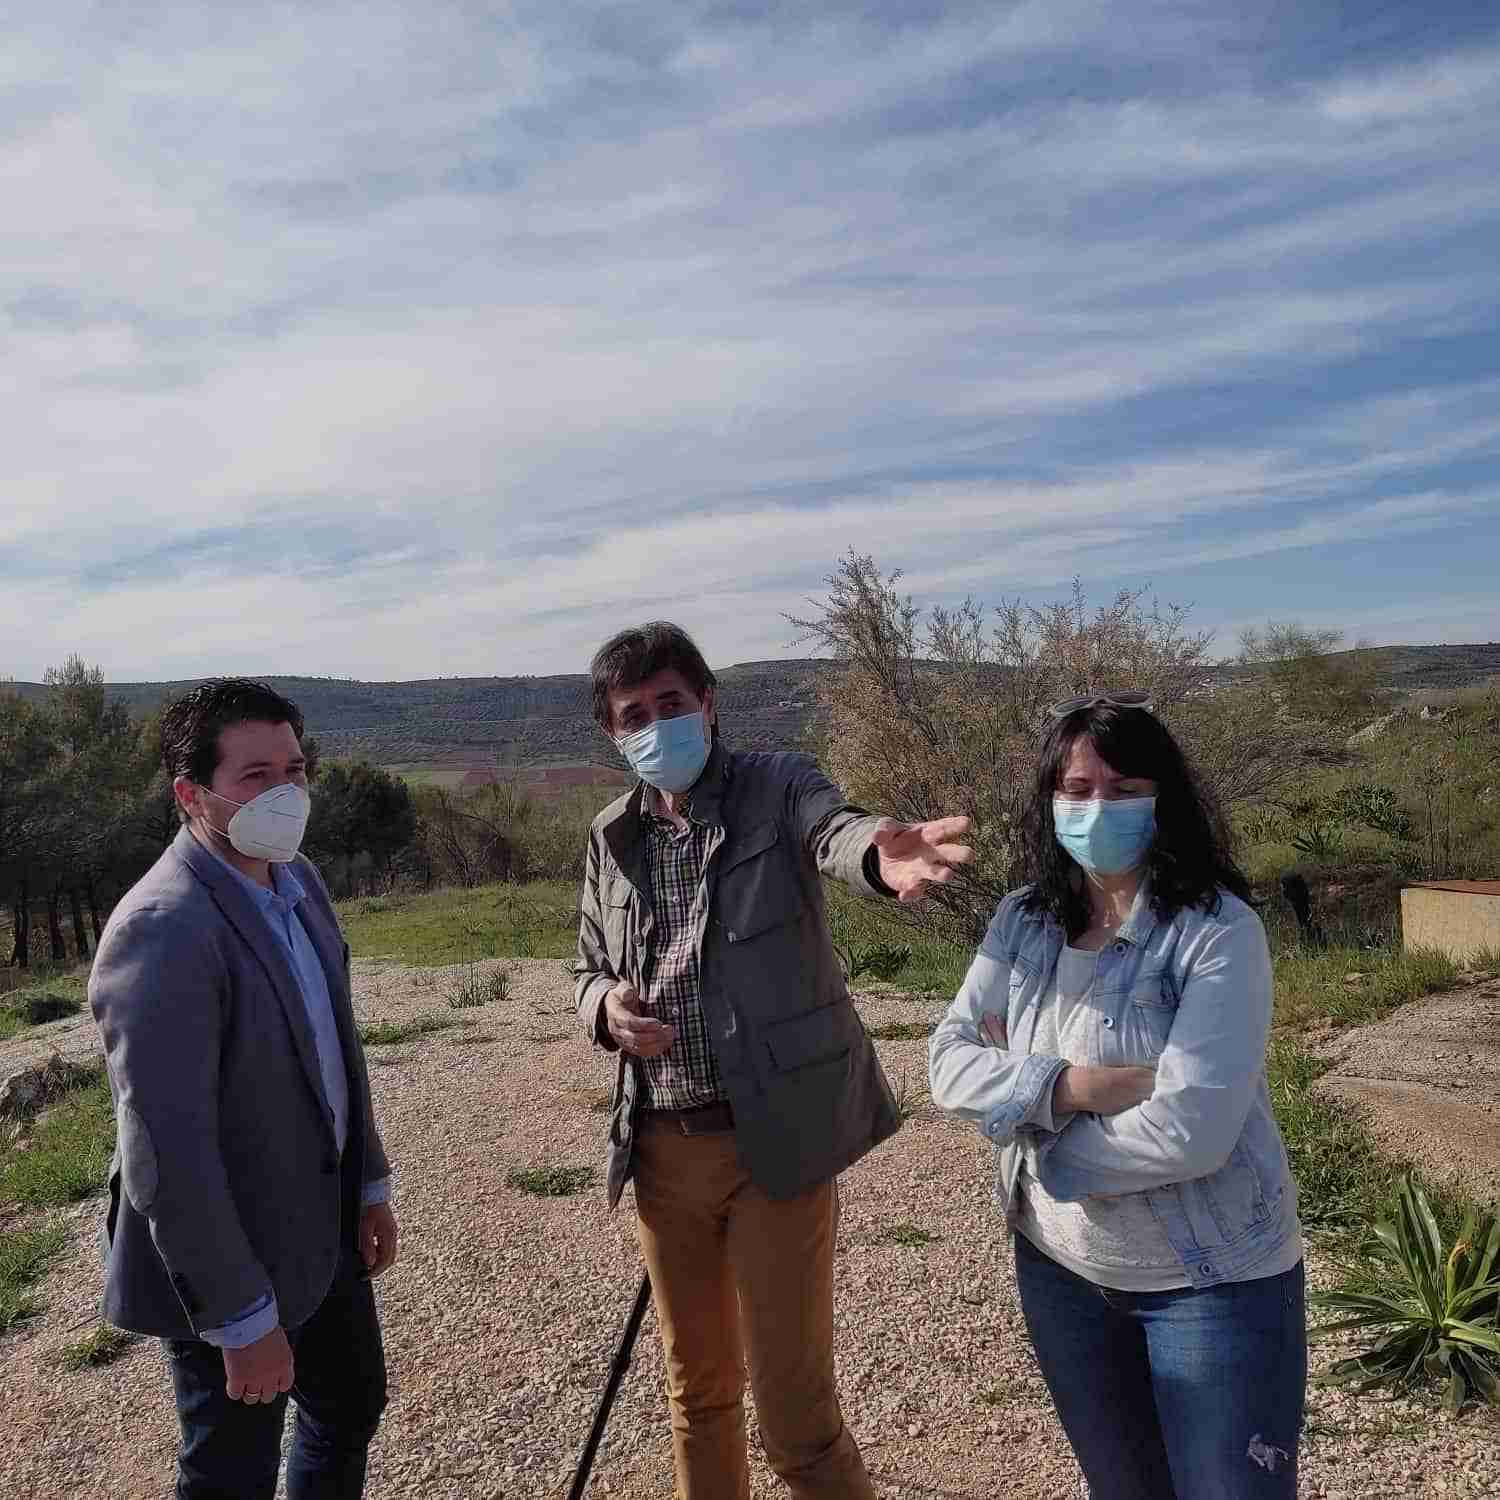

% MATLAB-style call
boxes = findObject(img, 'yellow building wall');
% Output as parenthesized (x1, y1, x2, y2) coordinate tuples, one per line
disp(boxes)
(1401, 886, 1500, 961)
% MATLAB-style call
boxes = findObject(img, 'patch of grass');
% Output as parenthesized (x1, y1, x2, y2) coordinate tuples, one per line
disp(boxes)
(528, 1030, 571, 1045)
(0, 1066, 115, 1210)
(337, 881, 579, 965)
(867, 1021, 935, 1041)
(978, 1388, 1007, 1408)
(1273, 943, 1462, 1030)
(57, 1323, 138, 1370)
(0, 988, 83, 1041)
(506, 1165, 595, 1197)
(446, 1031, 500, 1046)
(1266, 1038, 1395, 1232)
(447, 963, 512, 1009)
(878, 1223, 939, 1248)
(584, 1089, 612, 1113)
(892, 1067, 926, 1122)
(357, 1013, 463, 1047)
(0, 1223, 68, 1333)
(825, 885, 969, 996)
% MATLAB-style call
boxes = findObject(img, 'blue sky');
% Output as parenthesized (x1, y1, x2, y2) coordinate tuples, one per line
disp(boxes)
(3, 1, 1498, 681)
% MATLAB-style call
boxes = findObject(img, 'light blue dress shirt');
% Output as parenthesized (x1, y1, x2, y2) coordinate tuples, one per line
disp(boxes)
(200, 857, 389, 1349)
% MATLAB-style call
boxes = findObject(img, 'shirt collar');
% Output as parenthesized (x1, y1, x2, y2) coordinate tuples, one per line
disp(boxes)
(1114, 875, 1158, 946)
(211, 847, 307, 912)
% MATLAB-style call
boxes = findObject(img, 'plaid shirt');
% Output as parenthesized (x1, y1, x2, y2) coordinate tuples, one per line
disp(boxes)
(637, 795, 726, 1111)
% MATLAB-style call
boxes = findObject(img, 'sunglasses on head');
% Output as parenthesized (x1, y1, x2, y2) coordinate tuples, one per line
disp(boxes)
(1048, 690, 1155, 719)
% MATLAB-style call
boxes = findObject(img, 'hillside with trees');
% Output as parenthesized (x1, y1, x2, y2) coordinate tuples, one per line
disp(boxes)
(6, 644, 1497, 768)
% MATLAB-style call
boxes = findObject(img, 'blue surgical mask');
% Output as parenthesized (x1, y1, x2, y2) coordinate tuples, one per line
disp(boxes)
(616, 710, 710, 794)
(1052, 795, 1157, 876)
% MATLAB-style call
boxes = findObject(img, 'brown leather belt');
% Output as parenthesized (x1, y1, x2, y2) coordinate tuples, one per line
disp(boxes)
(644, 1101, 735, 1135)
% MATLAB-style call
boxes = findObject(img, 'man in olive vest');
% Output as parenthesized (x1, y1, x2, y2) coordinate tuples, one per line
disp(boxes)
(574, 623, 971, 1499)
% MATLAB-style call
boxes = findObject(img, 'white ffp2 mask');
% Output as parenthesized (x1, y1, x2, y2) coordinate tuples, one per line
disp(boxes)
(206, 783, 312, 863)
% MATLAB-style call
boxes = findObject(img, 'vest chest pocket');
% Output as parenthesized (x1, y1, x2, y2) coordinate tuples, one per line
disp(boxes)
(599, 871, 634, 972)
(716, 821, 804, 943)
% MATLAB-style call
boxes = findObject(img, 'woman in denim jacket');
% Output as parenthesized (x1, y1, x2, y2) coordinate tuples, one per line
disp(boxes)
(930, 695, 1305, 1499)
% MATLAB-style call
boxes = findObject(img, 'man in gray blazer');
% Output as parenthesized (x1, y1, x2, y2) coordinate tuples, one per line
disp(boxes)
(89, 679, 397, 1500)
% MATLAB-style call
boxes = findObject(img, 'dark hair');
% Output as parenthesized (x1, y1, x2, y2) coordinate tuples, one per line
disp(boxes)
(160, 678, 306, 788)
(589, 622, 717, 733)
(1018, 704, 1251, 938)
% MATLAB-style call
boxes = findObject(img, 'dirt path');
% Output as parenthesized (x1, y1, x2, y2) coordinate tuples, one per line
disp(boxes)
(2, 958, 1497, 1499)
(1311, 971, 1500, 1207)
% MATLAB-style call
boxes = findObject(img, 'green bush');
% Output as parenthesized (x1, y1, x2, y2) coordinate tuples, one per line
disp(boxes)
(1312, 1174, 1500, 1414)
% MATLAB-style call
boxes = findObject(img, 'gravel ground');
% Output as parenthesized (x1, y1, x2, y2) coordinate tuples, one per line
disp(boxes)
(2, 956, 1497, 1499)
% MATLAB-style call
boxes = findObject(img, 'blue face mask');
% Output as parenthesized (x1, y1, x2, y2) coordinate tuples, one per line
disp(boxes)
(616, 710, 710, 794)
(1052, 795, 1157, 876)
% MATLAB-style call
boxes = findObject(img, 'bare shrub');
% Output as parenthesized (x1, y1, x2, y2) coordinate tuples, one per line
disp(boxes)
(790, 552, 1318, 940)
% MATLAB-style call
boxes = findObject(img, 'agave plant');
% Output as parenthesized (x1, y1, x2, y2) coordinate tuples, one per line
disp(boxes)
(1311, 1174, 1500, 1414)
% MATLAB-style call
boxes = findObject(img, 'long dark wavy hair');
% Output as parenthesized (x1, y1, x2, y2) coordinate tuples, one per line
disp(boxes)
(1018, 704, 1252, 939)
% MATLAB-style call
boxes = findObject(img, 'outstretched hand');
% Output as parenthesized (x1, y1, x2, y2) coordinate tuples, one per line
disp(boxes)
(871, 816, 973, 904)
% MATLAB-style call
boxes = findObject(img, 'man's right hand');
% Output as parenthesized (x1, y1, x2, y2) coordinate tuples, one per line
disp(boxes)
(1054, 1064, 1156, 1117)
(223, 1327, 294, 1404)
(603, 983, 675, 1058)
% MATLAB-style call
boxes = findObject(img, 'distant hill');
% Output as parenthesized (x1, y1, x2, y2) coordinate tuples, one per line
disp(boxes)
(9, 644, 1498, 769)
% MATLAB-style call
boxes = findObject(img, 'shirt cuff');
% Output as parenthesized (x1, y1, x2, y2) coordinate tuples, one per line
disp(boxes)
(199, 1292, 280, 1350)
(361, 1176, 391, 1208)
(861, 844, 898, 898)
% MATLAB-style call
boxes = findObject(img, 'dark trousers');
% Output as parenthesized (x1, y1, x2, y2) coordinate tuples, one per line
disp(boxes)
(165, 1252, 387, 1500)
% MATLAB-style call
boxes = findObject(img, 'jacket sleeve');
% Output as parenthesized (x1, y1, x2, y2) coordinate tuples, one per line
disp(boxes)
(89, 908, 273, 1334)
(1036, 904, 1273, 1200)
(928, 898, 1072, 1141)
(782, 754, 889, 896)
(573, 826, 620, 1049)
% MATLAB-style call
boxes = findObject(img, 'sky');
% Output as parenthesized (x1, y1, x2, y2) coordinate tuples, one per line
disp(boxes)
(3, 1, 1499, 682)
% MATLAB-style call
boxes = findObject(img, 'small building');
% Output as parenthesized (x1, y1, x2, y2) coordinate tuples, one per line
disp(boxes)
(1401, 880, 1500, 961)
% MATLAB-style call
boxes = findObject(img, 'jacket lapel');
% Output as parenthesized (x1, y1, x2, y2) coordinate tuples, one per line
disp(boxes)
(173, 829, 333, 1136)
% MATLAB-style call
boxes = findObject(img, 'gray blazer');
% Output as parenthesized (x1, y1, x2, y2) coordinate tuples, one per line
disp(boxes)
(89, 828, 390, 1339)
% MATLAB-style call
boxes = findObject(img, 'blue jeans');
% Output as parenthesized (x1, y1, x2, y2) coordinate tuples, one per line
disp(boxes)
(1013, 1232, 1305, 1500)
(165, 1254, 387, 1500)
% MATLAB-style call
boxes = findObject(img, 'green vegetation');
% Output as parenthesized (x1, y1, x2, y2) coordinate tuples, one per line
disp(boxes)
(1271, 944, 1482, 1031)
(1265, 1038, 1402, 1233)
(1312, 1175, 1500, 1413)
(0, 1066, 115, 1209)
(447, 963, 512, 1009)
(339, 881, 578, 964)
(57, 1323, 139, 1371)
(0, 986, 83, 1041)
(357, 1014, 464, 1047)
(0, 1224, 68, 1333)
(506, 1165, 595, 1197)
(879, 1223, 939, 1247)
(825, 885, 969, 995)
(867, 1021, 935, 1041)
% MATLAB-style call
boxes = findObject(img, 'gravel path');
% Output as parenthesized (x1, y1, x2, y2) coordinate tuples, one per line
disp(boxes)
(2, 957, 1497, 1498)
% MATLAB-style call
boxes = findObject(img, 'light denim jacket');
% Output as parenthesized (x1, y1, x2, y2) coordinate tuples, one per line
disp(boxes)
(928, 881, 1299, 1288)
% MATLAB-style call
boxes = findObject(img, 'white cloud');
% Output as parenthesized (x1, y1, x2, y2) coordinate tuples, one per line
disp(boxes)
(2, 4, 1498, 681)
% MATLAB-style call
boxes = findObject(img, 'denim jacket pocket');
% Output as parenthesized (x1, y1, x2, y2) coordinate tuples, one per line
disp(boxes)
(1124, 967, 1178, 1059)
